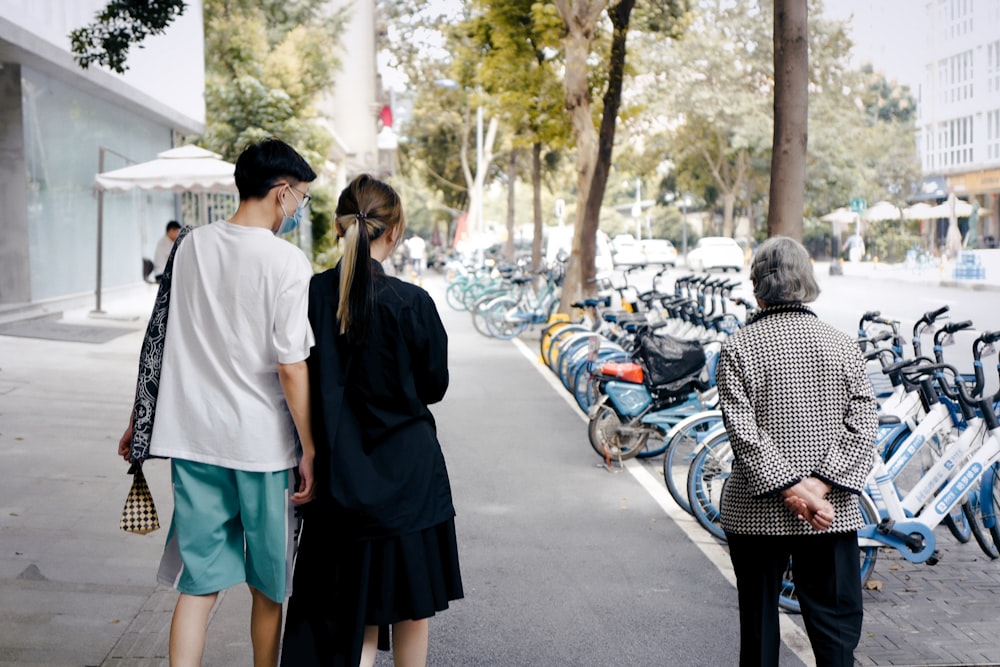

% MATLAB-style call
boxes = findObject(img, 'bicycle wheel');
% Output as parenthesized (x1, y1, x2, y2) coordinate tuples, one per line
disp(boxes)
(470, 291, 505, 338)
(686, 431, 731, 541)
(779, 492, 880, 614)
(547, 327, 590, 372)
(445, 281, 469, 311)
(662, 411, 724, 514)
(541, 321, 584, 367)
(483, 297, 529, 340)
(944, 503, 973, 543)
(573, 349, 627, 413)
(984, 463, 1000, 552)
(587, 405, 649, 461)
(963, 485, 1000, 559)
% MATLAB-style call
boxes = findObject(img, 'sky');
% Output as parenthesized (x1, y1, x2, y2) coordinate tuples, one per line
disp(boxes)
(821, 0, 927, 92)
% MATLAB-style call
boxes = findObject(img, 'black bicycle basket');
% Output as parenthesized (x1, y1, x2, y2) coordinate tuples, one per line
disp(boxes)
(636, 330, 706, 392)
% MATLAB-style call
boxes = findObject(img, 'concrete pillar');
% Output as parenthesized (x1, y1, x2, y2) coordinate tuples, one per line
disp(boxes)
(0, 63, 31, 304)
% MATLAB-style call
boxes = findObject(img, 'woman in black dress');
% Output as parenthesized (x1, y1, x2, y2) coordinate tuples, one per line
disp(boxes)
(281, 174, 463, 667)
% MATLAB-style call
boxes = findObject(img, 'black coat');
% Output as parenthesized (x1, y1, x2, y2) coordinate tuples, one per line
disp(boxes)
(306, 263, 455, 539)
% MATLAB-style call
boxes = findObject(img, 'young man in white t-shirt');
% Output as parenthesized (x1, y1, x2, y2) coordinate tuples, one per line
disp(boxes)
(119, 138, 317, 667)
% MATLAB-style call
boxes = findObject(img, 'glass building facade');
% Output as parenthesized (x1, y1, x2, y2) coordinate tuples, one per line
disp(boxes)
(22, 67, 176, 301)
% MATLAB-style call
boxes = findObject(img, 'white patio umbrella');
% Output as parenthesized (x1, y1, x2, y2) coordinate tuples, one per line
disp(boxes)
(820, 207, 858, 224)
(91, 145, 237, 312)
(902, 202, 935, 220)
(861, 200, 902, 222)
(94, 145, 237, 193)
(926, 193, 975, 218)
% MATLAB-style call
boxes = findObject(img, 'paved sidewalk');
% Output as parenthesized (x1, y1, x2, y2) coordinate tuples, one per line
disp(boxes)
(2, 266, 1000, 666)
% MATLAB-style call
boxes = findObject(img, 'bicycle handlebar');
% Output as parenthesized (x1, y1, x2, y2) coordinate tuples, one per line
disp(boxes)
(933, 320, 973, 345)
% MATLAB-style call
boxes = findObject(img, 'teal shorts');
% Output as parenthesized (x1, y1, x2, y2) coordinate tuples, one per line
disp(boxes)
(157, 459, 298, 603)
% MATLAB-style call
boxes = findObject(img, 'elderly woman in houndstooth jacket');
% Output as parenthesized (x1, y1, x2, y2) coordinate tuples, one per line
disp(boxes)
(716, 236, 878, 667)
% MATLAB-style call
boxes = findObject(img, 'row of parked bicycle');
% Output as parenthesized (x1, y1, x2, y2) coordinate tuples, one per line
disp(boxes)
(531, 274, 1000, 613)
(444, 259, 566, 340)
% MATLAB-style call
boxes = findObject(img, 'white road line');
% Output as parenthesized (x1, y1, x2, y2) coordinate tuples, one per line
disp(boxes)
(511, 336, 815, 666)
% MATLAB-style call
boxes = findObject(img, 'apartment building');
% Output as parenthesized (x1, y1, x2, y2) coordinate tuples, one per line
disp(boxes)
(917, 0, 1000, 245)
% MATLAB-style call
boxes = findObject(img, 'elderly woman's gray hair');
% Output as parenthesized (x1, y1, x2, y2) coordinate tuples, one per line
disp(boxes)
(750, 236, 820, 305)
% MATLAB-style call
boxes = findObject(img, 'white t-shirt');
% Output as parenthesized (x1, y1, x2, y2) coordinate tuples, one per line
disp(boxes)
(149, 221, 315, 471)
(405, 236, 426, 260)
(153, 234, 174, 275)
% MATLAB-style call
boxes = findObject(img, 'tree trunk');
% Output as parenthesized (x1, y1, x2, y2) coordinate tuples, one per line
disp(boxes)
(767, 0, 808, 240)
(722, 191, 736, 237)
(531, 141, 544, 272)
(462, 115, 500, 238)
(505, 148, 517, 262)
(581, 0, 635, 271)
(555, 0, 635, 310)
(554, 0, 606, 311)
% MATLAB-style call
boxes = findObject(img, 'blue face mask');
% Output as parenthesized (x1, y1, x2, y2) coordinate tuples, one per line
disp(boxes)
(276, 187, 307, 235)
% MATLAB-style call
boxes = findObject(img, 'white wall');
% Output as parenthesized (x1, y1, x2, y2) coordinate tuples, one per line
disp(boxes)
(320, 0, 379, 174)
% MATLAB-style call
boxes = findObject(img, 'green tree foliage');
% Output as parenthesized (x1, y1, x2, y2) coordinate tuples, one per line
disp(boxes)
(552, 0, 689, 306)
(199, 0, 344, 257)
(70, 0, 186, 73)
(379, 1, 478, 220)
(200, 0, 342, 167)
(637, 0, 918, 243)
(456, 0, 571, 267)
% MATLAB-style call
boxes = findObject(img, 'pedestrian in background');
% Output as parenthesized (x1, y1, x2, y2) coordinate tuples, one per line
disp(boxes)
(119, 138, 318, 667)
(152, 220, 182, 280)
(281, 174, 463, 667)
(405, 232, 427, 277)
(716, 236, 878, 667)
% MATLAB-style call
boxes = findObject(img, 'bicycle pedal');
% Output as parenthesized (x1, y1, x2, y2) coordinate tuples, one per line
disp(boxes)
(926, 551, 941, 566)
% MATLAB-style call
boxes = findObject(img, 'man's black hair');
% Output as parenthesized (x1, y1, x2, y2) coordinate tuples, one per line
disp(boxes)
(165, 220, 181, 232)
(233, 138, 317, 201)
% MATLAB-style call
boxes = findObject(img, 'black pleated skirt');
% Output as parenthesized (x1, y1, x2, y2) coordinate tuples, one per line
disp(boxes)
(281, 515, 463, 667)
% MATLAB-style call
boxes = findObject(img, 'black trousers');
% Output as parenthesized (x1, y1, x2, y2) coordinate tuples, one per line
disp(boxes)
(726, 531, 863, 667)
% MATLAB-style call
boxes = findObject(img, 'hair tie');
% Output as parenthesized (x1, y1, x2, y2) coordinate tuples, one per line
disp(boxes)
(356, 211, 368, 222)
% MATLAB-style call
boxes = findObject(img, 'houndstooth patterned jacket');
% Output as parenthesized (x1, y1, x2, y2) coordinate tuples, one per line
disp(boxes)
(717, 304, 878, 536)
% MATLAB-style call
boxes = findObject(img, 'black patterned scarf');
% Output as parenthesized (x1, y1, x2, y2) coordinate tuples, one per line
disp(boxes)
(128, 226, 191, 463)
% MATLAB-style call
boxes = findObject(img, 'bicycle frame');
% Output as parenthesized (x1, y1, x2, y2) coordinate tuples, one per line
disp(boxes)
(861, 418, 999, 563)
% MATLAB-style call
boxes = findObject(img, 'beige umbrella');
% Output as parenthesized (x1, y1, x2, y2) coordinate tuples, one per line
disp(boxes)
(94, 145, 236, 193)
(926, 194, 975, 218)
(820, 207, 858, 224)
(902, 202, 935, 220)
(927, 194, 968, 257)
(861, 200, 902, 222)
(91, 145, 237, 312)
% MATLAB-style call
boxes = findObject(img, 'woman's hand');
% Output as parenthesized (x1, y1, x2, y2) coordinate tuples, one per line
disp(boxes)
(781, 478, 834, 531)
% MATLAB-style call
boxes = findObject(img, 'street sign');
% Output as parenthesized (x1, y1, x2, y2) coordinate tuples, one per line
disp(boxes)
(850, 198, 867, 213)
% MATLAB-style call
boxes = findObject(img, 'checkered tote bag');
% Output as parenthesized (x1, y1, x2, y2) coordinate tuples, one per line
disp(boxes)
(120, 226, 189, 535)
(120, 463, 160, 535)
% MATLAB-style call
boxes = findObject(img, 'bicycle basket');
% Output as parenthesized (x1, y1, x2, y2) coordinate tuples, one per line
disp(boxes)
(636, 331, 706, 390)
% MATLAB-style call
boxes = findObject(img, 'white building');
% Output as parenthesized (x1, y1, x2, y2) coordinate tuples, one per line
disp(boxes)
(319, 0, 395, 194)
(0, 0, 206, 307)
(916, 0, 1000, 245)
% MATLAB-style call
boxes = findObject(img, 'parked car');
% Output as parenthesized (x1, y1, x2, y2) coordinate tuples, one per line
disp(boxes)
(611, 234, 646, 266)
(685, 236, 745, 272)
(640, 239, 678, 267)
